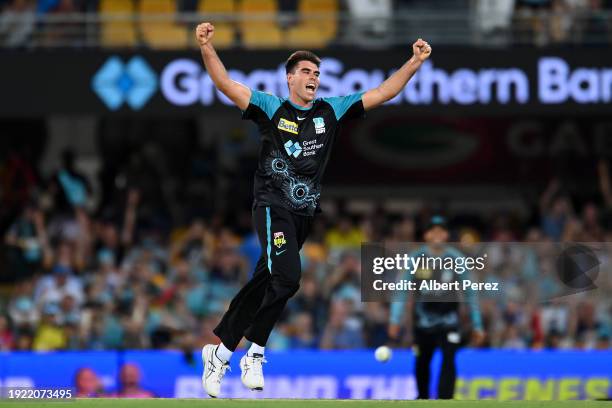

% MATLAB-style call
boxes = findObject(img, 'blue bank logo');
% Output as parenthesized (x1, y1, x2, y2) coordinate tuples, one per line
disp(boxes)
(92, 56, 157, 111)
(284, 140, 302, 158)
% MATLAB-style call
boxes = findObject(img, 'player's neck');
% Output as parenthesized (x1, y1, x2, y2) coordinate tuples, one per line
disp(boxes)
(288, 94, 313, 109)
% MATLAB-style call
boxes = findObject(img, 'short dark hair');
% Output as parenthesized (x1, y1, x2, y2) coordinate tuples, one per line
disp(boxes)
(285, 51, 321, 74)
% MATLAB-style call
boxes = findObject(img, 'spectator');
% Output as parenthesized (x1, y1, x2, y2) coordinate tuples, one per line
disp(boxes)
(13, 328, 34, 351)
(540, 179, 573, 240)
(514, 0, 553, 45)
(8, 280, 39, 329)
(115, 363, 155, 398)
(288, 312, 317, 349)
(573, 300, 601, 349)
(0, 0, 36, 47)
(582, 0, 609, 43)
(288, 274, 327, 336)
(0, 315, 14, 350)
(501, 325, 528, 349)
(581, 202, 604, 240)
(320, 300, 365, 349)
(34, 263, 84, 307)
(267, 323, 291, 350)
(325, 252, 361, 309)
(75, 367, 104, 398)
(325, 217, 366, 251)
(362, 303, 388, 347)
(32, 303, 66, 351)
(474, 0, 515, 44)
(48, 150, 91, 211)
(4, 203, 51, 279)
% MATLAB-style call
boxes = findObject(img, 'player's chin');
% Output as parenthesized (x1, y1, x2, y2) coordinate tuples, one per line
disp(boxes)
(303, 91, 316, 101)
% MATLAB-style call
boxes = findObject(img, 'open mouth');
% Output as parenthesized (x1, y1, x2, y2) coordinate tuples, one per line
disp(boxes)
(305, 83, 316, 93)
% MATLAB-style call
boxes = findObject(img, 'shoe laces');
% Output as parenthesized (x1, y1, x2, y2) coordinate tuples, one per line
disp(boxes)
(249, 354, 266, 377)
(212, 362, 231, 384)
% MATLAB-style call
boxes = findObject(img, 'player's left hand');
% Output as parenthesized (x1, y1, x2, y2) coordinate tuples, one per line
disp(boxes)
(413, 38, 432, 62)
(471, 329, 485, 347)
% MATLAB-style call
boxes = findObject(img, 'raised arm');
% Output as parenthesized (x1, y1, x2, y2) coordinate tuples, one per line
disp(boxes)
(362, 39, 431, 111)
(195, 23, 251, 110)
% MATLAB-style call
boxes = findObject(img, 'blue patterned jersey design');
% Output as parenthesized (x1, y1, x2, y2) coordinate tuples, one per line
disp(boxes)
(242, 90, 364, 216)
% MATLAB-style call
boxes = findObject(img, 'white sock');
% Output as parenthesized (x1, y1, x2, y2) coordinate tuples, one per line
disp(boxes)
(248, 342, 265, 356)
(215, 343, 233, 363)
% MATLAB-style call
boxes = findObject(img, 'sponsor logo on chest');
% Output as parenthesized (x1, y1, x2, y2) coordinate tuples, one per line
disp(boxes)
(284, 140, 303, 158)
(313, 117, 326, 134)
(284, 139, 323, 158)
(302, 139, 324, 157)
(278, 118, 298, 134)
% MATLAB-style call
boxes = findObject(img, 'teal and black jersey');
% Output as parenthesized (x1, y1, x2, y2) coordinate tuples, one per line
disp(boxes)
(390, 245, 483, 332)
(243, 89, 364, 216)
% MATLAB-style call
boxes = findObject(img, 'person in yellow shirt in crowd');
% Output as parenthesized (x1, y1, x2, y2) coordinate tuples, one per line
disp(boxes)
(325, 217, 366, 250)
(33, 303, 66, 351)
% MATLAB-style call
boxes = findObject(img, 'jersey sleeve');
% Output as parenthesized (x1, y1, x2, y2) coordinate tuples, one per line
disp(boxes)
(242, 89, 283, 121)
(323, 92, 365, 122)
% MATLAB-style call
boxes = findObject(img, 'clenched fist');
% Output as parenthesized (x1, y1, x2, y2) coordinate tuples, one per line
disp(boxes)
(413, 38, 432, 62)
(196, 22, 214, 47)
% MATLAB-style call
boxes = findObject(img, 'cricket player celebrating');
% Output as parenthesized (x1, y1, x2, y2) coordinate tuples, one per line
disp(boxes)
(195, 22, 431, 398)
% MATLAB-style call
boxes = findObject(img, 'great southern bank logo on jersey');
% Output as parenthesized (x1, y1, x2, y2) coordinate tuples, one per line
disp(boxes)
(284, 140, 302, 158)
(92, 56, 157, 111)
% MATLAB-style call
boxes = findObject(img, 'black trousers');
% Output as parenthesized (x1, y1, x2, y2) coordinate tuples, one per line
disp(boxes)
(413, 328, 460, 400)
(213, 205, 313, 351)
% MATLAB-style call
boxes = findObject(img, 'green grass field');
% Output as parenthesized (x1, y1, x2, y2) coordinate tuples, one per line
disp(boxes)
(0, 399, 610, 408)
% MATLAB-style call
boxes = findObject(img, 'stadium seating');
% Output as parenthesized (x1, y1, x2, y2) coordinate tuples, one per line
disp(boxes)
(197, 0, 236, 48)
(286, 0, 338, 48)
(139, 0, 188, 49)
(99, 0, 137, 47)
(239, 0, 283, 48)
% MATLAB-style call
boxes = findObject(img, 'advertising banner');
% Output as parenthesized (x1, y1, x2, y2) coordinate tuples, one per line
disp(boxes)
(0, 350, 610, 400)
(2, 49, 612, 116)
(327, 115, 611, 185)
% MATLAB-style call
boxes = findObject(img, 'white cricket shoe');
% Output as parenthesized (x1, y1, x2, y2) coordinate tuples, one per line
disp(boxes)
(201, 344, 230, 398)
(240, 353, 266, 391)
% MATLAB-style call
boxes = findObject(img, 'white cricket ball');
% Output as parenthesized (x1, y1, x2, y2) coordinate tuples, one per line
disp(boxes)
(374, 346, 392, 363)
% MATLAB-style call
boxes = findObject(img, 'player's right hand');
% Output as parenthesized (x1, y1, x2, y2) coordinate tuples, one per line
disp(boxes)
(412, 38, 431, 62)
(196, 22, 214, 47)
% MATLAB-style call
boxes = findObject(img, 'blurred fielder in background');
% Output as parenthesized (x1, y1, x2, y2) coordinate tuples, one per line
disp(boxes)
(389, 215, 484, 399)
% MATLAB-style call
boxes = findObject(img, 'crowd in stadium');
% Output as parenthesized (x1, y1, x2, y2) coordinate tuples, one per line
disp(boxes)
(1, 146, 611, 353)
(1, 0, 611, 47)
